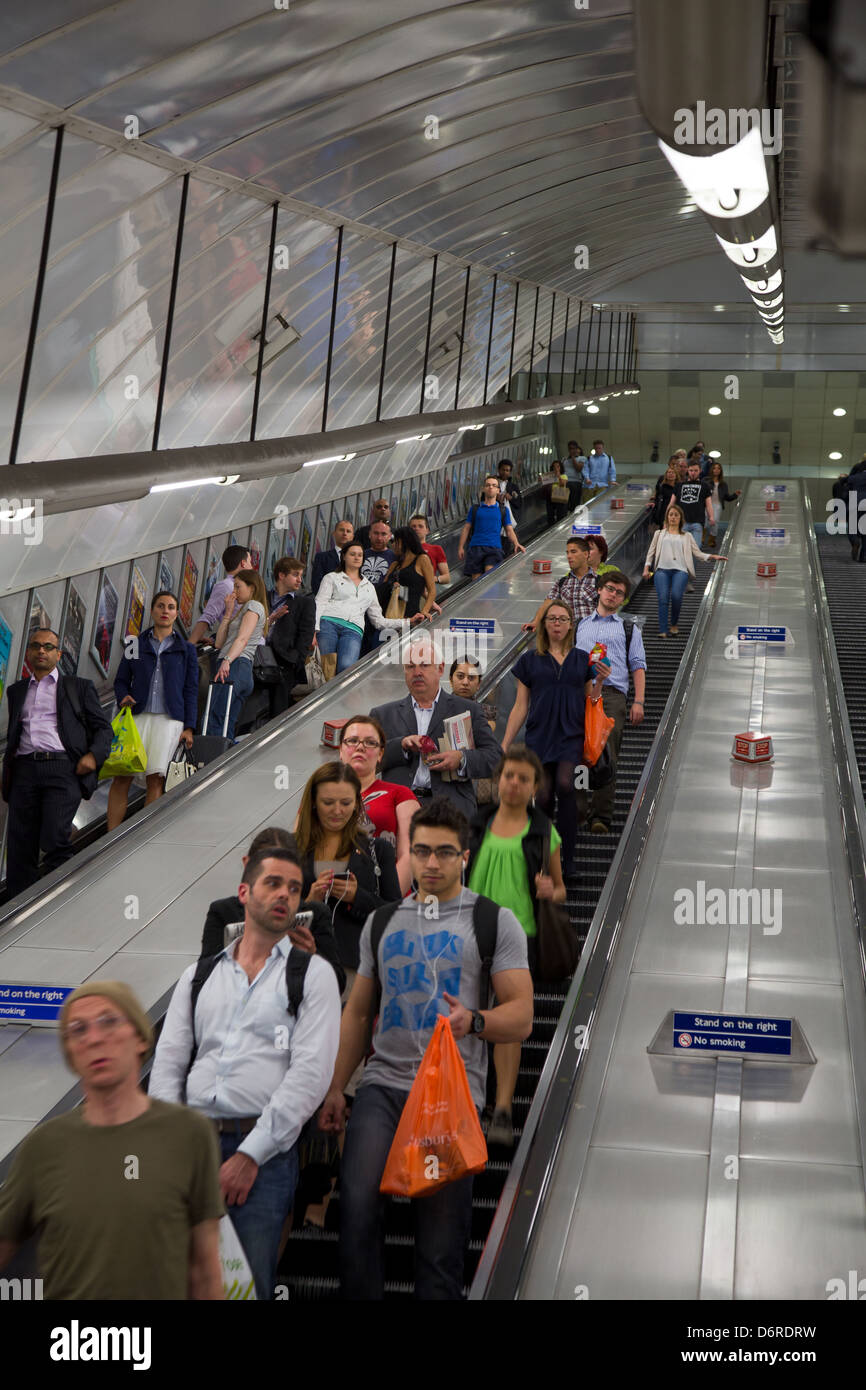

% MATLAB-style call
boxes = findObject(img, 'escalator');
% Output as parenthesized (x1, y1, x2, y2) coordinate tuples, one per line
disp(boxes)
(817, 534, 866, 798)
(281, 506, 722, 1297)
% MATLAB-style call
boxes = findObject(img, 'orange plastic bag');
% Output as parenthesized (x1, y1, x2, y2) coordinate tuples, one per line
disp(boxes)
(583, 694, 615, 765)
(380, 1014, 488, 1198)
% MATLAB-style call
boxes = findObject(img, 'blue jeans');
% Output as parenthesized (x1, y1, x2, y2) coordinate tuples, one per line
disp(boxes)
(654, 568, 689, 633)
(683, 521, 703, 549)
(339, 1083, 475, 1300)
(206, 657, 254, 740)
(318, 618, 363, 672)
(219, 1130, 299, 1301)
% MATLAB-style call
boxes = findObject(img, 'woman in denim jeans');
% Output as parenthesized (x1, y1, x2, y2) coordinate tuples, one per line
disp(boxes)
(643, 505, 726, 637)
(315, 541, 422, 675)
(207, 569, 267, 739)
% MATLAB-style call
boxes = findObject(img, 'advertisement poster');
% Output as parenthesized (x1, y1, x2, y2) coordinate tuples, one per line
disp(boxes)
(314, 504, 331, 557)
(283, 512, 299, 560)
(178, 551, 199, 633)
(450, 465, 458, 519)
(203, 542, 223, 604)
(125, 565, 147, 640)
(0, 610, 12, 702)
(408, 479, 418, 519)
(60, 583, 86, 677)
(341, 495, 355, 527)
(158, 556, 175, 597)
(20, 591, 53, 679)
(264, 521, 284, 587)
(249, 522, 268, 574)
(299, 513, 313, 577)
(443, 471, 451, 516)
(398, 483, 410, 527)
(91, 572, 119, 677)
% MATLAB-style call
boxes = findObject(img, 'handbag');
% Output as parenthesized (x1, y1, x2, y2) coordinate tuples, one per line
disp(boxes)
(385, 585, 405, 620)
(252, 642, 282, 686)
(551, 482, 570, 503)
(305, 648, 326, 690)
(534, 832, 579, 982)
(165, 742, 197, 791)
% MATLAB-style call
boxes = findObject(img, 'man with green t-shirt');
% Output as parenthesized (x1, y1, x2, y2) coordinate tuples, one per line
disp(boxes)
(0, 980, 224, 1300)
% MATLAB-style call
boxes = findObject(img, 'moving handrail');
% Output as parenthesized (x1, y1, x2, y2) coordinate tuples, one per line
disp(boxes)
(470, 493, 741, 1299)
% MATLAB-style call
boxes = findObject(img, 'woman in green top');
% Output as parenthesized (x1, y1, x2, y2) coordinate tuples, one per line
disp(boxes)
(467, 744, 566, 1150)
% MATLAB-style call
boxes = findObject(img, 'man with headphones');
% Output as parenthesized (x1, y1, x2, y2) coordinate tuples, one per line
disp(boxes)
(319, 796, 533, 1300)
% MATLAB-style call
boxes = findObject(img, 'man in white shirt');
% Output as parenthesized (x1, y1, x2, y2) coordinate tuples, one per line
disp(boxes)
(149, 848, 341, 1300)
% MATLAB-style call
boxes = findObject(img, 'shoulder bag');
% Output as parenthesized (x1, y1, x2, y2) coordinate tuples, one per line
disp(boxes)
(535, 831, 580, 982)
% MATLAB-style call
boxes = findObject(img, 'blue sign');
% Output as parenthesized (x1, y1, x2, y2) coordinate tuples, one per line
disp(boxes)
(626, 483, 650, 492)
(449, 618, 496, 633)
(754, 527, 786, 540)
(571, 523, 603, 536)
(673, 1011, 793, 1057)
(0, 984, 74, 1022)
(763, 485, 787, 494)
(737, 626, 787, 642)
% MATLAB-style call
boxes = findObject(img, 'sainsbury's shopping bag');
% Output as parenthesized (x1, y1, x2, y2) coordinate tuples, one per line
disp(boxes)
(583, 694, 615, 767)
(98, 707, 147, 780)
(219, 1215, 257, 1300)
(380, 1014, 487, 1199)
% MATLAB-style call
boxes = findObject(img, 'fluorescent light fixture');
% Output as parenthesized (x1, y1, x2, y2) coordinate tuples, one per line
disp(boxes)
(839, 304, 851, 312)
(536, 409, 553, 416)
(505, 414, 524, 421)
(659, 127, 769, 220)
(708, 450, 722, 459)
(829, 451, 843, 460)
(833, 408, 847, 417)
(714, 304, 725, 312)
(716, 224, 778, 268)
(742, 270, 782, 294)
(708, 406, 722, 415)
(678, 204, 696, 215)
(459, 422, 487, 431)
(561, 405, 577, 411)
(539, 446, 553, 455)
(395, 433, 431, 443)
(598, 395, 609, 401)
(150, 476, 238, 492)
(586, 404, 600, 414)
(751, 292, 784, 309)
(0, 504, 35, 521)
(302, 452, 357, 468)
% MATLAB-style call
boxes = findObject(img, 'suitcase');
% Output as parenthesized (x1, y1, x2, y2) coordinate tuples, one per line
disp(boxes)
(188, 682, 234, 767)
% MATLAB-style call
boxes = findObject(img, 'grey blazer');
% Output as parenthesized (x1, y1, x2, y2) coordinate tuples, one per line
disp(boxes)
(369, 690, 501, 817)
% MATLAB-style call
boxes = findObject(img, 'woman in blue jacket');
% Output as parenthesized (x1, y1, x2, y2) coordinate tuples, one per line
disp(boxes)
(107, 591, 198, 829)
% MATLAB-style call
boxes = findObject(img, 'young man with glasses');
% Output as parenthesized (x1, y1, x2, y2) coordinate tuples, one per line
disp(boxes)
(0, 980, 224, 1299)
(319, 797, 533, 1299)
(1, 628, 113, 898)
(523, 537, 597, 634)
(574, 572, 647, 835)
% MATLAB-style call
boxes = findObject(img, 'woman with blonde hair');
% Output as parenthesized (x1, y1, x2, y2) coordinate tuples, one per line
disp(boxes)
(643, 503, 727, 637)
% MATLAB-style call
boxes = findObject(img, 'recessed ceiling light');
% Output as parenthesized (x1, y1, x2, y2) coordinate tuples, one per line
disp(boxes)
(829, 451, 843, 460)
(838, 304, 850, 312)
(586, 404, 600, 414)
(713, 305, 725, 312)
(709, 450, 722, 459)
(708, 406, 722, 415)
(833, 408, 847, 417)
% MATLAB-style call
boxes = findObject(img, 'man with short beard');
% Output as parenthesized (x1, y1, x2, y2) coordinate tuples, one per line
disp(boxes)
(150, 848, 341, 1300)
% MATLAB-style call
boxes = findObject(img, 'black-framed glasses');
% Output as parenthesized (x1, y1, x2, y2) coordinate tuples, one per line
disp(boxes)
(342, 737, 382, 751)
(28, 641, 58, 652)
(411, 844, 463, 862)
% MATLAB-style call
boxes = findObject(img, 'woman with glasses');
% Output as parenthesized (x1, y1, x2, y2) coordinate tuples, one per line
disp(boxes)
(501, 600, 607, 877)
(643, 503, 727, 638)
(338, 715, 420, 893)
(108, 591, 198, 830)
(292, 762, 401, 973)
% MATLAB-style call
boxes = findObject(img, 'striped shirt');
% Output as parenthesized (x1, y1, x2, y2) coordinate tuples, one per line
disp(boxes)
(575, 610, 647, 696)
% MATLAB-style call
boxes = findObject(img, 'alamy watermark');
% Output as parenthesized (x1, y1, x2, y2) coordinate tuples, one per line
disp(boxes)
(674, 881, 782, 936)
(672, 101, 782, 157)
(0, 498, 43, 546)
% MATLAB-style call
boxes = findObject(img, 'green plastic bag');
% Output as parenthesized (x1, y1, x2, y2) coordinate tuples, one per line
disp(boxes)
(98, 707, 147, 780)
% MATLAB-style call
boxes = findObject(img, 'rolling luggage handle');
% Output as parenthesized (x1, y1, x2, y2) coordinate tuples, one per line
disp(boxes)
(201, 680, 233, 738)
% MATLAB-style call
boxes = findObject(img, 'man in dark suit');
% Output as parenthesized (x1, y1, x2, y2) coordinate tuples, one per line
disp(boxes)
(311, 519, 354, 595)
(370, 636, 501, 818)
(267, 558, 316, 716)
(2, 628, 113, 898)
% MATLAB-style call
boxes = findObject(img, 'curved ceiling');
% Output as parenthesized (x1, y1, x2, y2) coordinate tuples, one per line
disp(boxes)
(0, 0, 742, 302)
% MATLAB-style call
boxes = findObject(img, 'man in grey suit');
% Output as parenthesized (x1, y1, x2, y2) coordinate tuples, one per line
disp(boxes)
(370, 637, 501, 817)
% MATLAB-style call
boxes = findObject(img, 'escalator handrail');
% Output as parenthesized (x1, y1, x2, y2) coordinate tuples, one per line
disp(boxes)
(469, 490, 743, 1300)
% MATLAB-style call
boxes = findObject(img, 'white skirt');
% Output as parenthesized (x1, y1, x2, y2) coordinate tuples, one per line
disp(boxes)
(132, 712, 184, 783)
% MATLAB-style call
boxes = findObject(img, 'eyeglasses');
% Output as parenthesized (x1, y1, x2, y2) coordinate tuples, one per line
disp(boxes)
(546, 616, 570, 623)
(343, 737, 382, 751)
(601, 585, 626, 597)
(64, 1012, 126, 1042)
(28, 642, 58, 652)
(411, 844, 463, 862)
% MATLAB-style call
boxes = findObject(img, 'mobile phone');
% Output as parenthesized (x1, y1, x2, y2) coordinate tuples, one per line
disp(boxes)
(292, 911, 314, 929)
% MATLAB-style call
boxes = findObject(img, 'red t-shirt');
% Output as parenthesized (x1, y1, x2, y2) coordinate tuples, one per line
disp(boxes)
(423, 543, 448, 573)
(362, 780, 418, 846)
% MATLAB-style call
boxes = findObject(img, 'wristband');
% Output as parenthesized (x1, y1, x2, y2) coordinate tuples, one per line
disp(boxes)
(633, 700, 644, 706)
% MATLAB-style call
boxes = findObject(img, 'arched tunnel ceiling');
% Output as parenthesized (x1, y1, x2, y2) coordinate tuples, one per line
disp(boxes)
(0, 0, 802, 306)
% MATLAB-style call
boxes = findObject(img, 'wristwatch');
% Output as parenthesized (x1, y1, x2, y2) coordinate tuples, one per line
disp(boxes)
(469, 1009, 485, 1036)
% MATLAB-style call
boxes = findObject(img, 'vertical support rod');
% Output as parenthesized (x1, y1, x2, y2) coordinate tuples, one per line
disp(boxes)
(376, 242, 398, 422)
(249, 202, 279, 442)
(571, 301, 583, 394)
(527, 285, 540, 395)
(546, 292, 556, 392)
(561, 297, 570, 393)
(419, 253, 439, 415)
(592, 307, 603, 388)
(152, 172, 190, 452)
(454, 265, 471, 410)
(613, 310, 622, 383)
(482, 271, 498, 406)
(10, 124, 65, 465)
(606, 310, 614, 384)
(582, 304, 595, 390)
(320, 225, 344, 433)
(506, 281, 519, 402)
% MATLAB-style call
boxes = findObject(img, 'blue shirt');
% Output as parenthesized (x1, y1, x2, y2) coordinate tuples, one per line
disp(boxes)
(575, 610, 647, 696)
(466, 499, 514, 549)
(561, 455, 586, 483)
(512, 648, 590, 763)
(141, 634, 174, 715)
(583, 453, 617, 486)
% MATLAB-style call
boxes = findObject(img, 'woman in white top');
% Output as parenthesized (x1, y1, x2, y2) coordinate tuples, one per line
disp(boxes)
(315, 540, 421, 674)
(643, 504, 727, 638)
(206, 568, 267, 738)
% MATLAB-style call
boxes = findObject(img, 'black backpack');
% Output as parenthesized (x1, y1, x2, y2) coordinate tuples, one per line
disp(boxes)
(563, 588, 637, 659)
(369, 895, 499, 1009)
(186, 946, 311, 1074)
